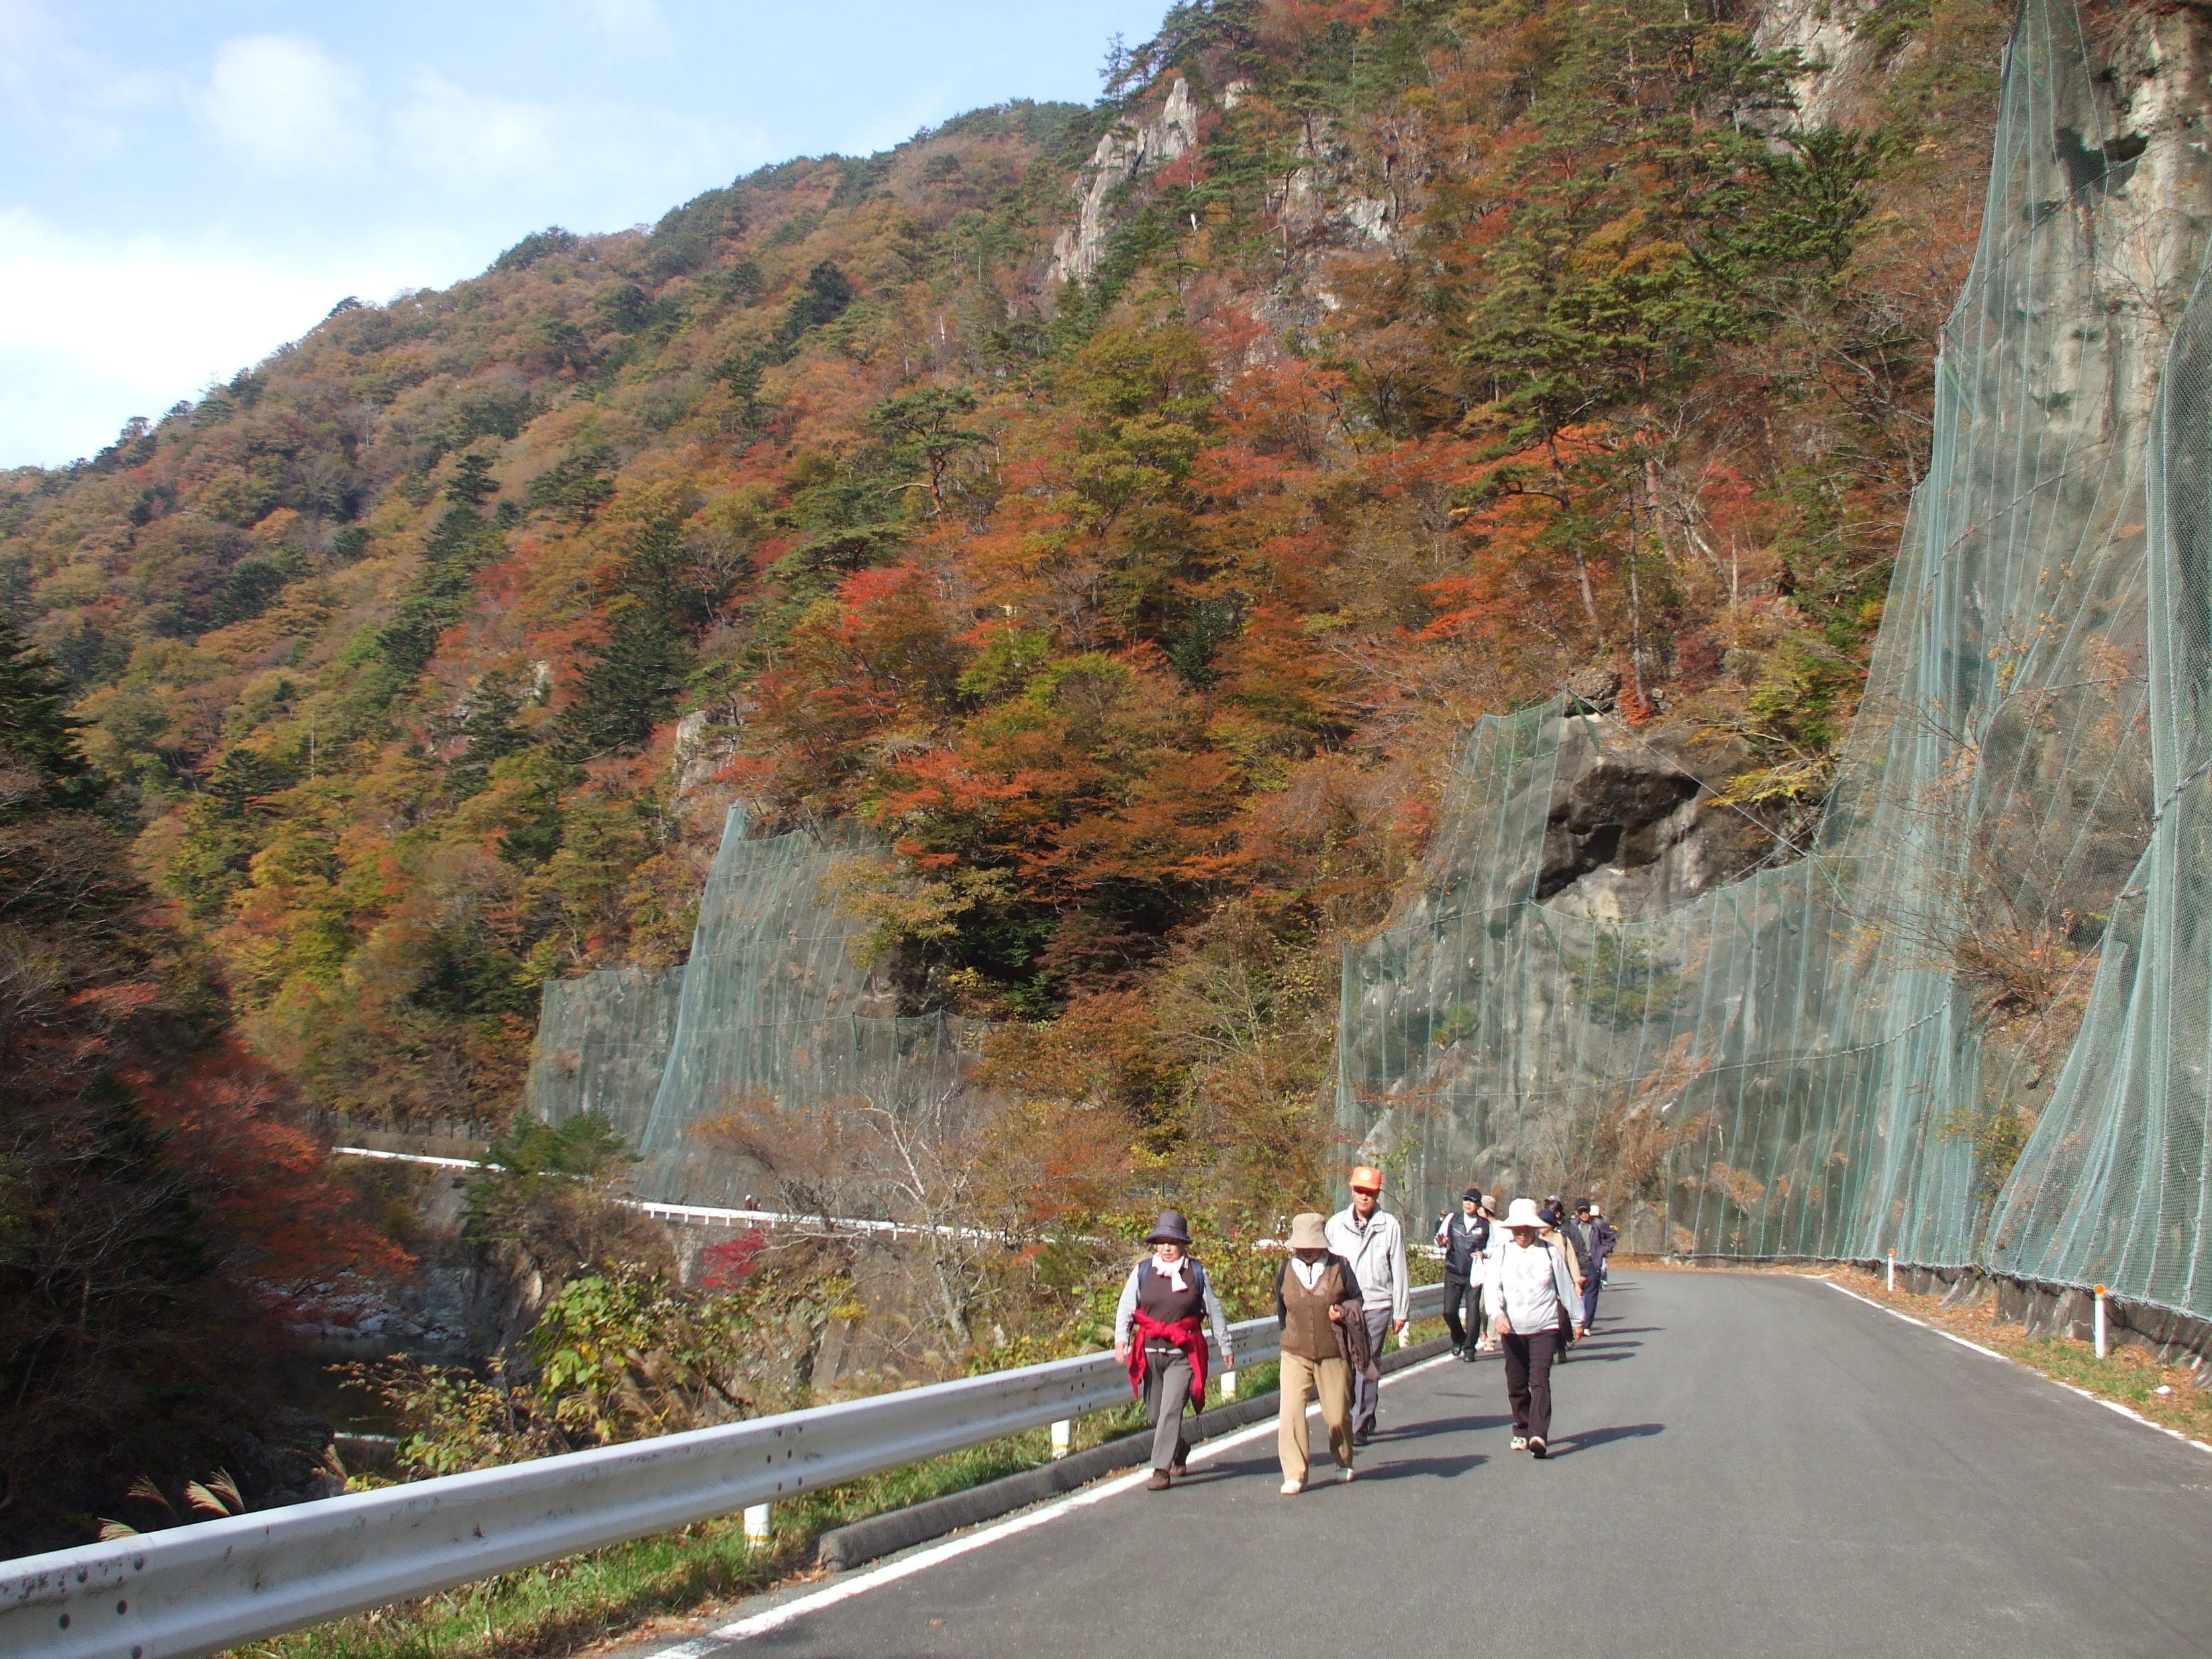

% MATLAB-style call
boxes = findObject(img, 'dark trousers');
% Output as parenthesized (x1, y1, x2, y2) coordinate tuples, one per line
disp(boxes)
(1352, 1307, 1391, 1436)
(1582, 1275, 1603, 1328)
(1140, 1346, 1194, 1471)
(1442, 1276, 1476, 1348)
(1503, 1328, 1560, 1441)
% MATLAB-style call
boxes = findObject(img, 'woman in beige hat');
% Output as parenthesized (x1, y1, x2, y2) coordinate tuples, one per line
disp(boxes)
(1484, 1197, 1585, 1457)
(1270, 1211, 1371, 1493)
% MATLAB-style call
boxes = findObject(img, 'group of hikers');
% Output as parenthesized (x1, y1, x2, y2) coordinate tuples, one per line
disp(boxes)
(1113, 1167, 1618, 1494)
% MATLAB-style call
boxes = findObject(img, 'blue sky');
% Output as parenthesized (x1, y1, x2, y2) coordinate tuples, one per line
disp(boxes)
(0, 1, 1168, 468)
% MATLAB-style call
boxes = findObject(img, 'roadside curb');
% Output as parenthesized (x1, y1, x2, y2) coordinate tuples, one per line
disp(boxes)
(815, 1334, 1453, 1570)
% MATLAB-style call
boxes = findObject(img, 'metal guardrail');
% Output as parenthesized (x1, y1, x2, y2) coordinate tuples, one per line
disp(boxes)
(3, 1286, 1439, 1659)
(330, 1148, 995, 1241)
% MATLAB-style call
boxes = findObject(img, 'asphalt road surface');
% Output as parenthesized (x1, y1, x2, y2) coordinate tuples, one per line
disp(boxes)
(668, 1272, 2212, 1658)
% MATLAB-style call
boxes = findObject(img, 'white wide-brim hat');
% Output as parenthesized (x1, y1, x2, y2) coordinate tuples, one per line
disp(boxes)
(1503, 1197, 1548, 1230)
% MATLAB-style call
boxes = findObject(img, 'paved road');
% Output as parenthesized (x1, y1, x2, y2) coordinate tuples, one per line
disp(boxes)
(684, 1272, 2212, 1658)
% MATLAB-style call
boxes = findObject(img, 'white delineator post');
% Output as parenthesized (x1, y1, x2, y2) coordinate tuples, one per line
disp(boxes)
(1887, 1249, 1896, 1293)
(1050, 1419, 1072, 1459)
(743, 1503, 773, 1546)
(1219, 1367, 1236, 1403)
(2095, 1285, 2108, 1358)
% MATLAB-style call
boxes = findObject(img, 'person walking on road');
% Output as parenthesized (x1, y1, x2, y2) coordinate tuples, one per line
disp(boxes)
(1472, 1193, 1505, 1353)
(1435, 1187, 1489, 1359)
(1327, 1166, 1409, 1444)
(1577, 1200, 1617, 1329)
(1113, 1209, 1233, 1491)
(1272, 1211, 1370, 1494)
(1486, 1197, 1585, 1458)
(1540, 1195, 1586, 1361)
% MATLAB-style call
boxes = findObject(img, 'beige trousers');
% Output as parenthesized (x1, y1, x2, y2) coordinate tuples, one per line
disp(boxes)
(1277, 1350, 1354, 1486)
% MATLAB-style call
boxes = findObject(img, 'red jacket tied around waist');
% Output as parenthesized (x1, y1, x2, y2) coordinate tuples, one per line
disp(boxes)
(1126, 1310, 1209, 1409)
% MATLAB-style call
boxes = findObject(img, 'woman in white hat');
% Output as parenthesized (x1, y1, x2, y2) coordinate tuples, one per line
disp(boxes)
(1483, 1197, 1585, 1457)
(1270, 1211, 1370, 1493)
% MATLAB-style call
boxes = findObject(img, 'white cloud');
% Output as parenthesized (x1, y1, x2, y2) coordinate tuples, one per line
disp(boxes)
(0, 1, 177, 150)
(391, 73, 561, 189)
(389, 72, 740, 209)
(579, 0, 670, 46)
(0, 210, 426, 466)
(202, 34, 367, 171)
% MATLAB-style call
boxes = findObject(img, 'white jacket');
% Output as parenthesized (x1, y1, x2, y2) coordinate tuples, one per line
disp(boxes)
(1325, 1206, 1410, 1322)
(1485, 1236, 1582, 1334)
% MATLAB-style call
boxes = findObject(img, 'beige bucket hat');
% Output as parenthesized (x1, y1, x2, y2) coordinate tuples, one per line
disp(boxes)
(1287, 1212, 1329, 1250)
(1503, 1197, 1548, 1231)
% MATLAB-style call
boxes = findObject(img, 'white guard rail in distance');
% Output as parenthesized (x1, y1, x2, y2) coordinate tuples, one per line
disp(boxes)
(5, 1287, 1438, 1659)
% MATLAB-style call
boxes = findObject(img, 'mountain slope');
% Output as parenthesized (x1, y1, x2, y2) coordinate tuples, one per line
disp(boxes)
(1, 0, 2008, 1159)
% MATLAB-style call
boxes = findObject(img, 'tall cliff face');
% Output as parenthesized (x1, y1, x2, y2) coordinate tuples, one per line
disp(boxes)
(1049, 78, 1203, 285)
(1338, 0, 2212, 1303)
(1462, 0, 2212, 927)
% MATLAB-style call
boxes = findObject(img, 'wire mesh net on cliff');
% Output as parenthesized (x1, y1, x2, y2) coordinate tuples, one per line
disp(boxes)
(1338, 0, 2212, 1318)
(526, 809, 983, 1205)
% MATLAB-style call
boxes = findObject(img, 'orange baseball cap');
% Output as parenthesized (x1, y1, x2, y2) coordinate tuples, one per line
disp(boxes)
(1349, 1165, 1383, 1192)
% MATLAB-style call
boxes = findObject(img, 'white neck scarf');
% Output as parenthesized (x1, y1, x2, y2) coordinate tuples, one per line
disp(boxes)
(1152, 1250, 1189, 1291)
(1290, 1256, 1326, 1289)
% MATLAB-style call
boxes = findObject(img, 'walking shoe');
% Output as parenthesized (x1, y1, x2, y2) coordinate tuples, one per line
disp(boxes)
(1509, 1435, 1529, 1451)
(1528, 1437, 1548, 1458)
(1146, 1470, 1171, 1491)
(1170, 1448, 1188, 1474)
(1280, 1479, 1303, 1495)
(1340, 1464, 1356, 1482)
(1354, 1425, 1372, 1446)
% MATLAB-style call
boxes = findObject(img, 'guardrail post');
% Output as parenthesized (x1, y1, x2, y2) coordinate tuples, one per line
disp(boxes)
(744, 1503, 773, 1546)
(1886, 1249, 1895, 1293)
(1050, 1418, 1071, 1459)
(2094, 1285, 2107, 1358)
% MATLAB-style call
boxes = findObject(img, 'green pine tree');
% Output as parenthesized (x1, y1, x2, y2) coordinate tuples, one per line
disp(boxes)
(0, 611, 103, 819)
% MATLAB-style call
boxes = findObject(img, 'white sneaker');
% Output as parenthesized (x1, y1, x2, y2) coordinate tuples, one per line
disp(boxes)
(1340, 1465, 1356, 1482)
(1280, 1479, 1303, 1495)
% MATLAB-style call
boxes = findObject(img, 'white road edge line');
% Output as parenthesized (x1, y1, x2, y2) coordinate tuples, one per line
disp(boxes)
(1807, 1274, 2212, 1459)
(651, 1350, 1461, 1655)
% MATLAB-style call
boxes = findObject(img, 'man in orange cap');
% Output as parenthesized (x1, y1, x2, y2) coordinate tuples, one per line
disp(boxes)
(1326, 1164, 1409, 1444)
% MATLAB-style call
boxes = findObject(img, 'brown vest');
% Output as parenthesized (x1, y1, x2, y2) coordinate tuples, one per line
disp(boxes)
(1136, 1260, 1203, 1329)
(1280, 1260, 1349, 1362)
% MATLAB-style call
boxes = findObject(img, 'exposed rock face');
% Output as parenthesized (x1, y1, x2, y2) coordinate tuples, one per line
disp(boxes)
(1049, 79, 1401, 294)
(1282, 117, 1395, 246)
(1752, 0, 1896, 128)
(1537, 715, 1780, 923)
(1049, 79, 1201, 285)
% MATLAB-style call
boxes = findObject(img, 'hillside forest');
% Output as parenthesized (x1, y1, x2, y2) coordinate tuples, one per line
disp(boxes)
(0, 0, 2014, 1552)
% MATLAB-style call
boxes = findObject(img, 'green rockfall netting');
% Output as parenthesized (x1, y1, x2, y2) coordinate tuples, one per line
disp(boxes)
(1987, 255, 2212, 1311)
(526, 962, 687, 1154)
(527, 809, 983, 1205)
(1338, 0, 2212, 1313)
